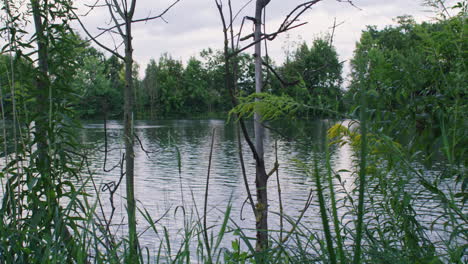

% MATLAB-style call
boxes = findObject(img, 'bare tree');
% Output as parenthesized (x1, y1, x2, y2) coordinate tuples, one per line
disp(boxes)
(215, 0, 322, 252)
(74, 0, 179, 260)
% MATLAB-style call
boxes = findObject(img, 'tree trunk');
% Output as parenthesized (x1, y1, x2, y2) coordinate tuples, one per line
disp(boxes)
(124, 17, 138, 261)
(254, 0, 269, 252)
(31, 0, 49, 167)
(31, 0, 79, 260)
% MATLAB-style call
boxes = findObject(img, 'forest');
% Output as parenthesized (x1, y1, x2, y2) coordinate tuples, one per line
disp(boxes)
(0, 0, 466, 263)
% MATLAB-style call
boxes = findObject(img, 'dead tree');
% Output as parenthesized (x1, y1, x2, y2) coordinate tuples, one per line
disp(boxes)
(215, 0, 322, 252)
(74, 0, 179, 260)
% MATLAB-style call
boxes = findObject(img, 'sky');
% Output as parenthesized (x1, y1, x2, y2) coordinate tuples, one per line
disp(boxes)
(73, 0, 454, 82)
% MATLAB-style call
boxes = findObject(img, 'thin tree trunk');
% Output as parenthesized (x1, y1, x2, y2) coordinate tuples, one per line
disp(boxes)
(254, 0, 269, 252)
(124, 17, 138, 261)
(31, 1, 79, 260)
(31, 0, 48, 164)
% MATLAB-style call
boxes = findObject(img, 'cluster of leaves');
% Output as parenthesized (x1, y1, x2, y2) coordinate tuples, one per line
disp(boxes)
(0, 0, 91, 262)
(347, 14, 467, 167)
(228, 92, 299, 122)
(274, 38, 344, 116)
(138, 49, 255, 118)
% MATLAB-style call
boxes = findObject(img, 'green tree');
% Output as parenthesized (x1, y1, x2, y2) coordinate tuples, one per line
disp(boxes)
(280, 38, 344, 116)
(156, 53, 184, 115)
(104, 55, 125, 116)
(348, 15, 467, 165)
(141, 59, 159, 118)
(72, 44, 116, 118)
(199, 48, 231, 112)
(0, 0, 86, 261)
(182, 57, 209, 113)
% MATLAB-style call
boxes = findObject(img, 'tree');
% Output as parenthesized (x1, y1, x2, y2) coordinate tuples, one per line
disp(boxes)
(347, 14, 467, 164)
(0, 0, 87, 261)
(71, 43, 118, 118)
(182, 57, 209, 113)
(215, 0, 325, 253)
(75, 1, 179, 260)
(142, 59, 158, 118)
(280, 38, 343, 116)
(252, 0, 269, 251)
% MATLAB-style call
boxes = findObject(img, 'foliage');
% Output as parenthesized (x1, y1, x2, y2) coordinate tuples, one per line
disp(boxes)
(347, 14, 467, 167)
(71, 41, 120, 118)
(0, 0, 89, 262)
(229, 92, 299, 122)
(277, 37, 344, 116)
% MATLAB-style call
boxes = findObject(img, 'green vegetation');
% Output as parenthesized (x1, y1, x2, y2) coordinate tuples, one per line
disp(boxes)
(0, 0, 466, 263)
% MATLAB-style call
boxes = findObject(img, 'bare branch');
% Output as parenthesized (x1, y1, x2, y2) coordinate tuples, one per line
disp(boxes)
(262, 60, 300, 87)
(71, 9, 124, 59)
(336, 0, 362, 11)
(81, 0, 179, 42)
(236, 124, 257, 218)
(82, 0, 106, 16)
(130, 0, 180, 24)
(107, 0, 126, 37)
(230, 0, 322, 59)
(134, 133, 157, 156)
(231, 21, 308, 57)
(111, 0, 126, 19)
(215, 0, 262, 163)
(230, 0, 254, 29)
(128, 0, 137, 18)
(276, 0, 321, 36)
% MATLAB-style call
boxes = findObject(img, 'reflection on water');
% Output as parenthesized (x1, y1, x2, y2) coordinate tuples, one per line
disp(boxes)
(80, 119, 353, 250)
(1, 119, 460, 258)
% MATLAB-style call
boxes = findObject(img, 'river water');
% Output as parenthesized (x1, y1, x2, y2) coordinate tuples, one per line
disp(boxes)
(80, 119, 356, 253)
(0, 119, 463, 261)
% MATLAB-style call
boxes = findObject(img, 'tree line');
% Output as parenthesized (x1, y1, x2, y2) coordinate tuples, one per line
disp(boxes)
(1, 34, 344, 119)
(2, 14, 464, 125)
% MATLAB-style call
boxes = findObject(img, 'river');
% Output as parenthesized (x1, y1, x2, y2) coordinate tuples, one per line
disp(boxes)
(0, 118, 463, 261)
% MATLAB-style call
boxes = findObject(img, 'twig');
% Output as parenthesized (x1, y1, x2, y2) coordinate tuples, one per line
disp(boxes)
(275, 140, 284, 242)
(71, 9, 124, 60)
(280, 187, 314, 244)
(103, 116, 121, 172)
(134, 133, 157, 156)
(203, 129, 216, 264)
(262, 60, 300, 87)
(237, 124, 257, 218)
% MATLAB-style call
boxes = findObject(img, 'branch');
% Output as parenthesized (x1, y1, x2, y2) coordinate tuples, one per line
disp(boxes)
(229, 0, 322, 58)
(134, 133, 157, 157)
(82, 0, 106, 16)
(230, 21, 308, 58)
(80, 0, 180, 50)
(111, 0, 126, 20)
(107, 0, 126, 37)
(328, 17, 345, 46)
(276, 0, 321, 37)
(336, 0, 362, 11)
(262, 60, 300, 87)
(130, 0, 180, 24)
(230, 0, 254, 29)
(236, 124, 257, 218)
(71, 9, 124, 60)
(215, 0, 261, 164)
(128, 0, 137, 18)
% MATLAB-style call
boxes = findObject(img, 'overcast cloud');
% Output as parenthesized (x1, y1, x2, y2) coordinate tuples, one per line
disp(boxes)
(75, 0, 456, 81)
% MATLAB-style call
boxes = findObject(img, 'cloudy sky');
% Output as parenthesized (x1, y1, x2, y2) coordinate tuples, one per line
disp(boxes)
(76, 0, 454, 81)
